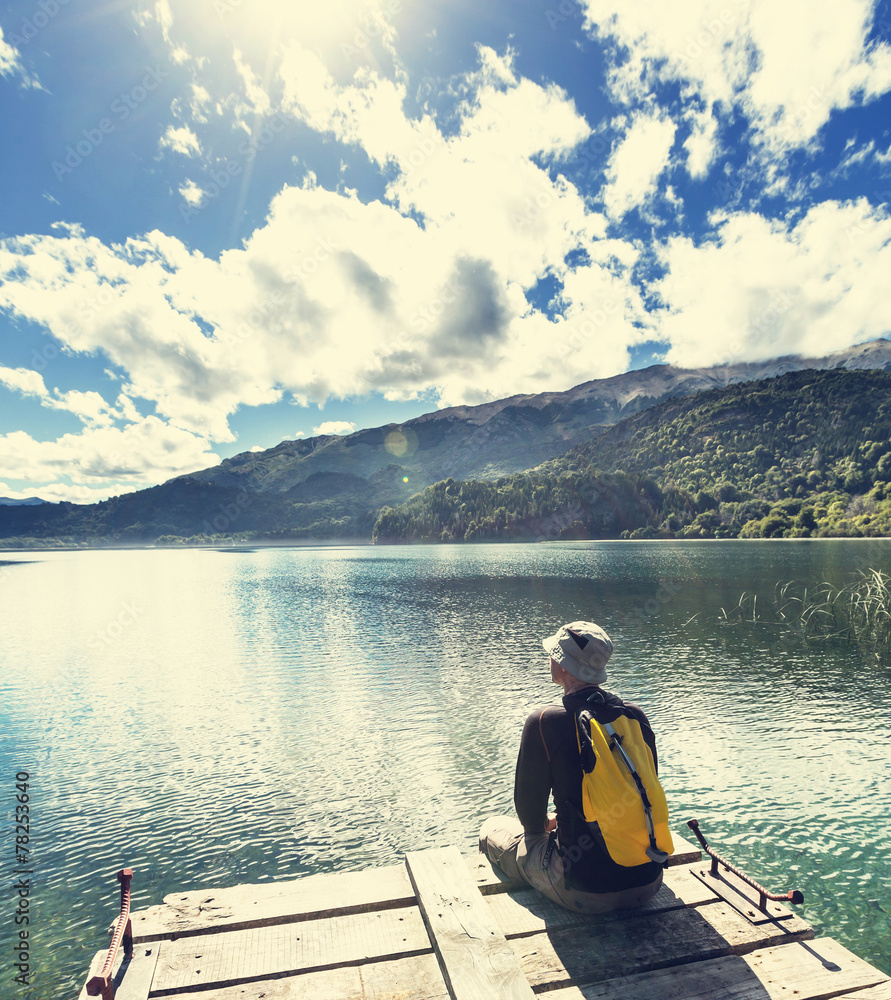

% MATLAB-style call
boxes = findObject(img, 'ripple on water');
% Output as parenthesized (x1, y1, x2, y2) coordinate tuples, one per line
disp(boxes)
(3, 542, 891, 998)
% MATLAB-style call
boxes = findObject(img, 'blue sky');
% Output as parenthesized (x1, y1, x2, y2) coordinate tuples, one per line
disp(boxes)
(1, 0, 890, 502)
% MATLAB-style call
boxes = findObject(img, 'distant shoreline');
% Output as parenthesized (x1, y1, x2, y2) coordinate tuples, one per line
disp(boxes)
(1, 535, 887, 555)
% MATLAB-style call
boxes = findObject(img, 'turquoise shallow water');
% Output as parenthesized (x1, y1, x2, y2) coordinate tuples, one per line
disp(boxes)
(1, 539, 890, 996)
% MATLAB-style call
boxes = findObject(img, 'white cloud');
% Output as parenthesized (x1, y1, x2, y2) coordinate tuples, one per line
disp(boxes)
(0, 362, 152, 429)
(160, 125, 202, 157)
(0, 25, 41, 88)
(0, 365, 48, 398)
(684, 109, 720, 179)
(312, 420, 357, 436)
(0, 26, 23, 78)
(138, 0, 190, 64)
(0, 418, 219, 497)
(602, 112, 677, 219)
(179, 179, 205, 205)
(278, 43, 602, 308)
(233, 48, 272, 119)
(0, 43, 648, 461)
(0, 480, 141, 504)
(654, 199, 891, 368)
(582, 0, 891, 161)
(46, 390, 137, 428)
(835, 138, 891, 175)
(0, 229, 259, 442)
(189, 83, 212, 123)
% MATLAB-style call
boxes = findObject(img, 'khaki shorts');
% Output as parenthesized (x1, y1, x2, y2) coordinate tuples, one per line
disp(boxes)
(478, 815, 663, 914)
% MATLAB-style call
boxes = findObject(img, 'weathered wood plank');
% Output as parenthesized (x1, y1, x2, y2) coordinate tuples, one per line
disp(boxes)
(543, 937, 890, 1000)
(405, 846, 536, 1000)
(665, 831, 703, 867)
(78, 949, 108, 1000)
(486, 867, 718, 939)
(744, 937, 890, 1000)
(129, 864, 414, 942)
(150, 905, 430, 995)
(660, 865, 722, 907)
(843, 982, 891, 999)
(357, 953, 450, 1000)
(691, 864, 798, 923)
(543, 953, 765, 1000)
(510, 897, 813, 991)
(470, 831, 702, 895)
(697, 900, 813, 956)
(166, 953, 449, 1000)
(468, 852, 524, 894)
(77, 945, 159, 1000)
(510, 903, 731, 991)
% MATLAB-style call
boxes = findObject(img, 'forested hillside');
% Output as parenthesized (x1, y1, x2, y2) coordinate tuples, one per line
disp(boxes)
(372, 369, 891, 542)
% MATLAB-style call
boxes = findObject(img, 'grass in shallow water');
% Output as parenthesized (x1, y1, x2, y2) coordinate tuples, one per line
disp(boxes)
(720, 569, 891, 663)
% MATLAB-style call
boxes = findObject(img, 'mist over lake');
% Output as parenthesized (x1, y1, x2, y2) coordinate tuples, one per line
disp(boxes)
(2, 539, 890, 997)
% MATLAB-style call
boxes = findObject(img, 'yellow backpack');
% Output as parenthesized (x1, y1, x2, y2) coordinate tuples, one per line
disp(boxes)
(575, 708, 673, 867)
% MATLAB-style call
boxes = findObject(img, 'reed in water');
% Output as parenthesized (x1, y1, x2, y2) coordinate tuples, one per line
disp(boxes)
(719, 569, 891, 663)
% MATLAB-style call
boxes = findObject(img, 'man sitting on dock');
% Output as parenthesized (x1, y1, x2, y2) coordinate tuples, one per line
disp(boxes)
(479, 621, 668, 913)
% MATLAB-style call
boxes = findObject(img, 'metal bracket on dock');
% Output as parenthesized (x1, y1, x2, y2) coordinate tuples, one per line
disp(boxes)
(85, 868, 134, 999)
(687, 819, 804, 925)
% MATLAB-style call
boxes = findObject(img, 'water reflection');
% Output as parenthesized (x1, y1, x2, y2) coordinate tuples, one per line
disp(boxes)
(1, 540, 889, 997)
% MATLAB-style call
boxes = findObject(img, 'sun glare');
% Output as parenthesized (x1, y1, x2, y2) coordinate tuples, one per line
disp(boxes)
(209, 0, 398, 59)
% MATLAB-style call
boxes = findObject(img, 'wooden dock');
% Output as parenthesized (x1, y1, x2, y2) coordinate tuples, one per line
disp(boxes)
(80, 834, 891, 1000)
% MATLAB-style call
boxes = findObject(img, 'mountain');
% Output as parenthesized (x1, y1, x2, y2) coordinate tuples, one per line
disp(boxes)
(0, 497, 46, 506)
(372, 368, 891, 543)
(1, 339, 890, 544)
(181, 338, 891, 492)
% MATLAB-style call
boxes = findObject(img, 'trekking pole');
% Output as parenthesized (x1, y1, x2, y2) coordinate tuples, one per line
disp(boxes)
(687, 819, 803, 911)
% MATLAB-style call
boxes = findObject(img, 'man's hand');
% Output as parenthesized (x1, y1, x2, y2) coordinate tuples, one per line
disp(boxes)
(546, 813, 557, 832)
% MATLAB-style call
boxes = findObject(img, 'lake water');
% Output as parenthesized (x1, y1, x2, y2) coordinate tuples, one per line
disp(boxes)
(2, 539, 890, 997)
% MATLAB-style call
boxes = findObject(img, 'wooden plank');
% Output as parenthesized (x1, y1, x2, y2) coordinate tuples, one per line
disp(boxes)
(510, 903, 731, 990)
(467, 853, 524, 894)
(469, 830, 702, 895)
(665, 831, 703, 867)
(509, 897, 813, 991)
(150, 905, 431, 995)
(543, 937, 890, 1000)
(405, 846, 536, 1000)
(77, 945, 159, 1000)
(543, 954, 767, 1000)
(129, 864, 414, 941)
(845, 983, 891, 999)
(696, 900, 813, 956)
(357, 953, 450, 1000)
(486, 867, 718, 939)
(744, 938, 890, 1000)
(691, 864, 798, 923)
(661, 865, 722, 907)
(167, 953, 449, 1000)
(78, 949, 108, 1000)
